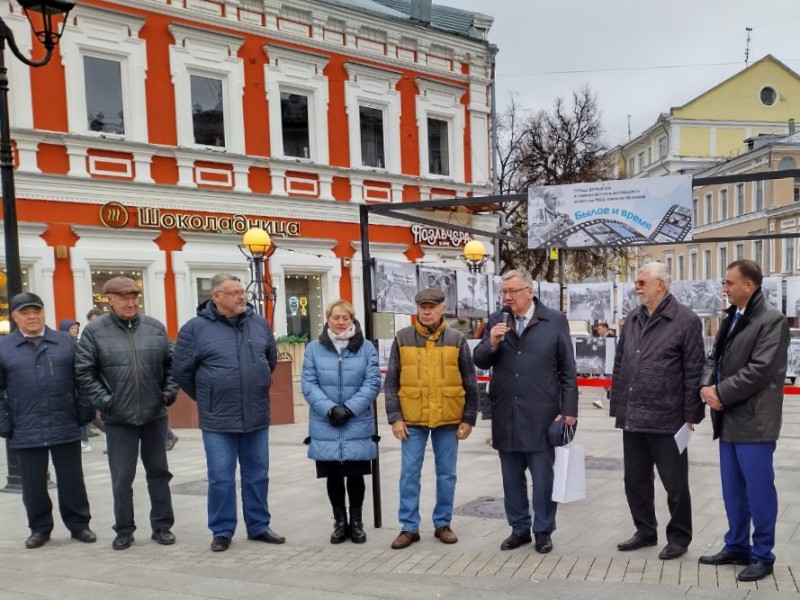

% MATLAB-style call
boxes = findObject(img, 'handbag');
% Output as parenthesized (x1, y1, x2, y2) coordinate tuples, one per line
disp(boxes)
(551, 442, 586, 503)
(547, 418, 577, 447)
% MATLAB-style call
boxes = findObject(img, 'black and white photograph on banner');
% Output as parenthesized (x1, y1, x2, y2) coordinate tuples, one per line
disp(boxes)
(567, 283, 613, 322)
(456, 270, 489, 318)
(490, 275, 503, 313)
(703, 337, 716, 360)
(374, 259, 418, 314)
(466, 339, 491, 379)
(527, 176, 693, 249)
(538, 281, 561, 311)
(762, 276, 782, 311)
(617, 281, 639, 318)
(418, 266, 458, 316)
(671, 280, 722, 317)
(787, 339, 800, 380)
(376, 339, 392, 385)
(574, 337, 612, 375)
(786, 277, 800, 317)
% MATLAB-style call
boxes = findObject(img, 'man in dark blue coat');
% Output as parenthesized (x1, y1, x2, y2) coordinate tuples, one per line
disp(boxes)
(0, 293, 95, 549)
(474, 269, 577, 555)
(173, 273, 280, 553)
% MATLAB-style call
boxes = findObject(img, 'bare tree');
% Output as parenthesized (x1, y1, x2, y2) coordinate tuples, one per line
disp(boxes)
(496, 86, 628, 281)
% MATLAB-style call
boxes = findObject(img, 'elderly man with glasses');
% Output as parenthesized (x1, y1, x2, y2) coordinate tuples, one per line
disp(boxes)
(173, 273, 280, 553)
(76, 276, 178, 551)
(474, 268, 577, 555)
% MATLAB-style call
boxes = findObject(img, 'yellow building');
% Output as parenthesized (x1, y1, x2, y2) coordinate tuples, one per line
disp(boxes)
(608, 55, 800, 178)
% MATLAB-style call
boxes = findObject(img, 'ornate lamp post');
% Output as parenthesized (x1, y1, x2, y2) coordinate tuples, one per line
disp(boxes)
(1, 0, 74, 493)
(462, 239, 488, 273)
(239, 227, 277, 324)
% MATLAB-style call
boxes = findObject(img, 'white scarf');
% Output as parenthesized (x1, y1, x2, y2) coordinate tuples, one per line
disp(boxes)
(326, 324, 356, 354)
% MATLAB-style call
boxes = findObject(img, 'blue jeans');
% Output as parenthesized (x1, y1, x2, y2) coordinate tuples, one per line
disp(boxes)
(398, 425, 458, 532)
(202, 428, 271, 539)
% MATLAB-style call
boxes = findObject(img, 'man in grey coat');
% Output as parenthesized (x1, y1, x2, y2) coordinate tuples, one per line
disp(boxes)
(474, 269, 577, 555)
(75, 277, 178, 551)
(610, 262, 705, 561)
(699, 260, 789, 582)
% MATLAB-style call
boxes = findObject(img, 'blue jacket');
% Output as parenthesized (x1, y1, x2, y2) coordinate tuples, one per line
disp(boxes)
(301, 322, 381, 462)
(0, 327, 93, 449)
(173, 300, 277, 432)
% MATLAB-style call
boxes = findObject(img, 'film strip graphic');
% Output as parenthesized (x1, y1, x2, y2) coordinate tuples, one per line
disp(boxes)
(543, 204, 693, 248)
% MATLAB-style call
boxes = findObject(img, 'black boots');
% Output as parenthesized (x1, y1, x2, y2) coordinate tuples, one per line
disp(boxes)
(349, 506, 366, 544)
(331, 507, 349, 544)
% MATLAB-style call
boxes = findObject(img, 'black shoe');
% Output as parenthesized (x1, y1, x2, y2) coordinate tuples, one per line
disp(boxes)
(25, 532, 50, 549)
(534, 532, 553, 554)
(698, 549, 750, 566)
(737, 561, 773, 582)
(331, 508, 349, 544)
(249, 527, 285, 544)
(112, 533, 134, 550)
(210, 536, 231, 552)
(617, 532, 658, 551)
(151, 528, 176, 545)
(500, 531, 532, 550)
(71, 528, 97, 543)
(658, 542, 687, 560)
(349, 507, 366, 544)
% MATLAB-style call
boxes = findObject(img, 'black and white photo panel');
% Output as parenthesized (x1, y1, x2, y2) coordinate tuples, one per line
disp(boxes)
(418, 266, 458, 316)
(490, 275, 503, 313)
(567, 282, 613, 322)
(538, 281, 561, 311)
(786, 277, 800, 318)
(617, 281, 639, 318)
(787, 339, 800, 380)
(671, 280, 722, 317)
(374, 259, 418, 315)
(762, 276, 782, 311)
(573, 336, 614, 375)
(456, 270, 490, 318)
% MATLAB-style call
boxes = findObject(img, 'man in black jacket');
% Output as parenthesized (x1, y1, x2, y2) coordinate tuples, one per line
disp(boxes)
(610, 262, 705, 561)
(75, 277, 178, 551)
(699, 260, 789, 582)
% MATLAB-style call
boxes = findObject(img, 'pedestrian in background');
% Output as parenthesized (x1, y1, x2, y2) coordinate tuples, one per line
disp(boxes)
(76, 276, 178, 551)
(0, 293, 95, 549)
(301, 300, 380, 544)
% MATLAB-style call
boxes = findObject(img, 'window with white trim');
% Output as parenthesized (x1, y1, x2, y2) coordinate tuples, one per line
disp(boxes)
(705, 194, 712, 224)
(690, 252, 697, 279)
(416, 78, 465, 181)
(265, 45, 329, 164)
(735, 243, 744, 261)
(692, 197, 698, 226)
(677, 256, 684, 280)
(703, 250, 712, 278)
(754, 240, 763, 267)
(169, 25, 244, 153)
(736, 183, 745, 214)
(719, 188, 728, 220)
(60, 6, 148, 140)
(344, 63, 401, 173)
(755, 180, 764, 210)
(718, 246, 728, 279)
(658, 136, 668, 159)
(785, 237, 795, 273)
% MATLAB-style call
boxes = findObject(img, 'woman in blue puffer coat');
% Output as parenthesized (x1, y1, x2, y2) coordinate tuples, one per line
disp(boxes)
(301, 300, 381, 544)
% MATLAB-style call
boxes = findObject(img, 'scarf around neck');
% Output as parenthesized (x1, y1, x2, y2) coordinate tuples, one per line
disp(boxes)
(326, 324, 356, 354)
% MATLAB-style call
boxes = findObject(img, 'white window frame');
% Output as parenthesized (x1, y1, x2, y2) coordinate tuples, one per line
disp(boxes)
(703, 249, 712, 278)
(705, 194, 712, 224)
(735, 243, 744, 261)
(736, 183, 745, 214)
(784, 235, 796, 274)
(689, 251, 698, 280)
(60, 5, 148, 141)
(692, 197, 698, 226)
(169, 24, 245, 154)
(416, 78, 465, 181)
(754, 180, 764, 211)
(754, 240, 763, 267)
(344, 63, 401, 173)
(718, 244, 728, 279)
(657, 135, 668, 159)
(719, 187, 728, 220)
(265, 45, 329, 164)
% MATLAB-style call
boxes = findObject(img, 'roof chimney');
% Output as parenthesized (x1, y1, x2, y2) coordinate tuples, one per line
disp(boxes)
(410, 0, 432, 25)
(790, 118, 796, 135)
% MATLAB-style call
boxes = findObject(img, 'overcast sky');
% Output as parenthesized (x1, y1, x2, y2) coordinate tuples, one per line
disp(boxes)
(453, 0, 800, 147)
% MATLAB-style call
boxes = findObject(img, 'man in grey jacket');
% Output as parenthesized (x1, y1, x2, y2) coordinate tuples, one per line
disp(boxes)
(610, 262, 705, 561)
(75, 277, 178, 551)
(699, 260, 789, 582)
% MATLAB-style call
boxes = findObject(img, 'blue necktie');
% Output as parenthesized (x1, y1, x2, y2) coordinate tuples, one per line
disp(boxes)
(516, 316, 526, 336)
(728, 311, 741, 334)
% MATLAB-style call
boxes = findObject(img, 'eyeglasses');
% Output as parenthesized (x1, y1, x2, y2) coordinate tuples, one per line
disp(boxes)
(218, 290, 246, 298)
(500, 287, 530, 296)
(634, 279, 661, 287)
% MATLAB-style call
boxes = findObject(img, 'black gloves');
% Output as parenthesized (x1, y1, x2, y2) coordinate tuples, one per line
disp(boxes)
(328, 405, 354, 427)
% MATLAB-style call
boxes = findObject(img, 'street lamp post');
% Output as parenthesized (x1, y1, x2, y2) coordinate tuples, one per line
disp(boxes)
(239, 227, 278, 324)
(0, 0, 74, 493)
(462, 239, 488, 274)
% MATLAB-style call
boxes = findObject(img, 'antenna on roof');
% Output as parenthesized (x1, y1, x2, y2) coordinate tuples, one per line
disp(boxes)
(745, 27, 753, 67)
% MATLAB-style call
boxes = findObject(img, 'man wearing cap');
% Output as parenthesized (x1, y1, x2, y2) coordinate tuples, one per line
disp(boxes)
(473, 268, 577, 554)
(609, 262, 705, 561)
(75, 277, 178, 551)
(384, 287, 478, 549)
(0, 293, 95, 549)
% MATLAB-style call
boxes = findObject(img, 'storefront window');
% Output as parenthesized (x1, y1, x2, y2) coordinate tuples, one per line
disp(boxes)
(90, 267, 145, 315)
(0, 267, 30, 332)
(284, 274, 323, 341)
(196, 277, 213, 307)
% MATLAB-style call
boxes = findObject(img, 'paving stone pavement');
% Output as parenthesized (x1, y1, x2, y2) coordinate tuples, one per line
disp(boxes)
(1, 388, 800, 599)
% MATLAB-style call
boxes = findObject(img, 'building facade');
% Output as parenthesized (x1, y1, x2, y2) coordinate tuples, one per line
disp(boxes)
(0, 0, 499, 339)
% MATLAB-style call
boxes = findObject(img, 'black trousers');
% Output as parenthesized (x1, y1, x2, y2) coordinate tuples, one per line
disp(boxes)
(105, 416, 174, 535)
(17, 440, 91, 535)
(623, 431, 692, 546)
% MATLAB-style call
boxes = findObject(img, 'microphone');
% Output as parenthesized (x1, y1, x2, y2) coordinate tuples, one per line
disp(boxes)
(500, 305, 514, 342)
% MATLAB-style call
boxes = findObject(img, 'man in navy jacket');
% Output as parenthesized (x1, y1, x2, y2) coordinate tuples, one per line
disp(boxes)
(173, 273, 280, 553)
(0, 293, 95, 549)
